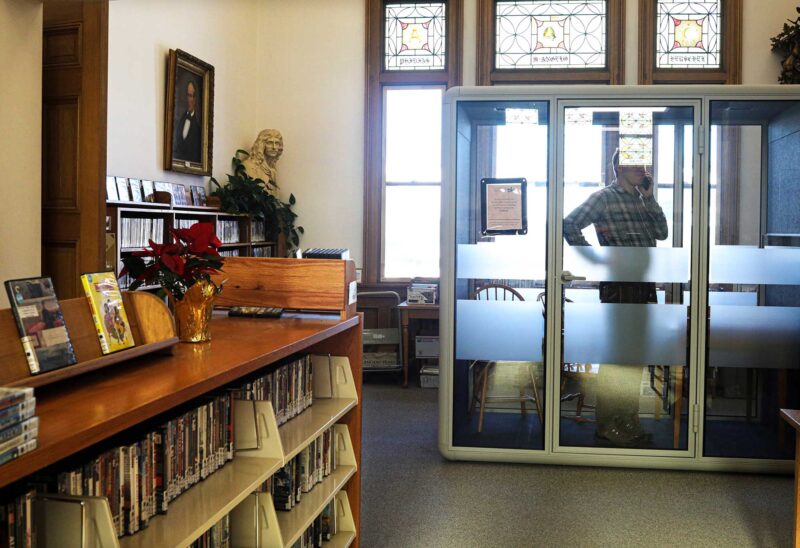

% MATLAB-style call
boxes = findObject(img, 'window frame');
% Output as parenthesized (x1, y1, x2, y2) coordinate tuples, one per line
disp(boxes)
(476, 0, 626, 85)
(364, 0, 463, 285)
(638, 0, 742, 84)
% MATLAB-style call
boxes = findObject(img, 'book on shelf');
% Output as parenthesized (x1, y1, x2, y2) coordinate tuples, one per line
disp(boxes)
(116, 177, 131, 202)
(216, 219, 240, 244)
(55, 392, 233, 537)
(252, 245, 273, 258)
(80, 273, 135, 354)
(106, 176, 119, 201)
(4, 277, 77, 375)
(190, 185, 207, 206)
(302, 248, 350, 260)
(0, 387, 38, 468)
(141, 180, 155, 202)
(231, 355, 312, 426)
(119, 217, 164, 248)
(129, 179, 143, 202)
(0, 397, 36, 431)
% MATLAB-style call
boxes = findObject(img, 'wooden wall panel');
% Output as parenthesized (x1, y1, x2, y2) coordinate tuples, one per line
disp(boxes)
(42, 241, 78, 300)
(42, 0, 108, 298)
(42, 98, 79, 208)
(43, 24, 82, 67)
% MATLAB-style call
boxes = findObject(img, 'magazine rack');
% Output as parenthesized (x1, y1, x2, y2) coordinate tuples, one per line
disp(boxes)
(0, 291, 178, 388)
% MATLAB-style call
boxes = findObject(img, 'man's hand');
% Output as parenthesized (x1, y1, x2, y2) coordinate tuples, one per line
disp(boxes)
(639, 173, 655, 199)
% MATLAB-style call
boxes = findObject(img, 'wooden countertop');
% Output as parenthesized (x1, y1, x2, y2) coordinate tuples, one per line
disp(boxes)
(0, 314, 359, 489)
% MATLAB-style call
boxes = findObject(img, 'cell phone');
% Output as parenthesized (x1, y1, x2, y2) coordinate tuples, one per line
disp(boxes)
(641, 175, 652, 191)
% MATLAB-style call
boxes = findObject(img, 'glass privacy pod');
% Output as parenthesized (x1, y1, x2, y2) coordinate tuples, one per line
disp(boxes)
(439, 86, 800, 472)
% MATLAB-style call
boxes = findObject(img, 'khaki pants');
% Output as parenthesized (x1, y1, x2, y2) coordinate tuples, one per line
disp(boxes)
(596, 364, 642, 428)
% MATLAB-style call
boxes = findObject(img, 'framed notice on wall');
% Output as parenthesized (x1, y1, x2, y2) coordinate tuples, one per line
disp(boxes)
(480, 177, 527, 236)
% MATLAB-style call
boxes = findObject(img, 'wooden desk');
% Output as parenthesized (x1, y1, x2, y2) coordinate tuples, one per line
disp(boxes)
(781, 408, 800, 547)
(398, 301, 439, 388)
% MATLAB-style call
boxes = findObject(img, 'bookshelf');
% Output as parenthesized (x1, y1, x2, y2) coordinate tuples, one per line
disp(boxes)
(107, 202, 281, 288)
(0, 259, 362, 547)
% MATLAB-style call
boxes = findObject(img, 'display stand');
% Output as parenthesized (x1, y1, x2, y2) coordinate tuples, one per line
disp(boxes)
(0, 291, 178, 388)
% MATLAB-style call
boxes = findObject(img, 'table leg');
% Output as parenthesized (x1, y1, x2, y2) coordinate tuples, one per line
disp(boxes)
(673, 366, 684, 449)
(795, 436, 800, 547)
(401, 313, 410, 388)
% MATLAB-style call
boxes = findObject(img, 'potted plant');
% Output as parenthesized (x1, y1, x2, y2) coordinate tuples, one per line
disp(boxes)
(772, 6, 800, 84)
(210, 150, 304, 255)
(120, 222, 224, 342)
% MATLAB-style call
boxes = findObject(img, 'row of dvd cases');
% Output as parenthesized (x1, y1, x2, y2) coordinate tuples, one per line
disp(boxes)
(8, 355, 358, 548)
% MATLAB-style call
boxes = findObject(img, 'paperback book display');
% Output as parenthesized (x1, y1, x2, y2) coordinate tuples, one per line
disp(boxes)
(263, 427, 336, 512)
(216, 220, 240, 244)
(232, 355, 313, 426)
(188, 513, 229, 548)
(119, 217, 164, 248)
(5, 277, 77, 374)
(55, 392, 234, 537)
(0, 388, 38, 467)
(80, 273, 135, 354)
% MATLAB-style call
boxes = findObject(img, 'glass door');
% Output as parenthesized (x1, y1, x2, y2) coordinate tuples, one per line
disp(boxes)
(703, 99, 800, 460)
(450, 100, 550, 451)
(555, 101, 700, 454)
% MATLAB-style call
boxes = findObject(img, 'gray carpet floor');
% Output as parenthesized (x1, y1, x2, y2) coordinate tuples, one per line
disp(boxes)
(360, 382, 794, 548)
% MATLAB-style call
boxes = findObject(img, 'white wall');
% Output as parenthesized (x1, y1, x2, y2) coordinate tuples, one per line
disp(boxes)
(107, 0, 261, 189)
(255, 0, 365, 266)
(0, 0, 43, 307)
(742, 0, 797, 84)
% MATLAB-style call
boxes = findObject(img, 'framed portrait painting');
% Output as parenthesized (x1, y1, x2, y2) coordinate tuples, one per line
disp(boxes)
(164, 49, 214, 176)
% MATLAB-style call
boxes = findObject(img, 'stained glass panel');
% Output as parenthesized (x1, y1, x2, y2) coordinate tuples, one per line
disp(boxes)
(619, 136, 653, 166)
(385, 3, 446, 71)
(495, 1, 607, 69)
(656, 1, 721, 68)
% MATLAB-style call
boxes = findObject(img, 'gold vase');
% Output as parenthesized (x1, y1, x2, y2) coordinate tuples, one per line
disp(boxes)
(171, 281, 217, 343)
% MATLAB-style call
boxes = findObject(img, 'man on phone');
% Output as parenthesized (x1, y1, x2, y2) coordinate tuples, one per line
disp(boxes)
(563, 149, 668, 447)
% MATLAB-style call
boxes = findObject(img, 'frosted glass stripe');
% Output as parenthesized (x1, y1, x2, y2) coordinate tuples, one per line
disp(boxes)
(708, 305, 800, 369)
(457, 243, 546, 281)
(563, 246, 690, 283)
(563, 303, 688, 365)
(455, 300, 544, 362)
(709, 246, 800, 285)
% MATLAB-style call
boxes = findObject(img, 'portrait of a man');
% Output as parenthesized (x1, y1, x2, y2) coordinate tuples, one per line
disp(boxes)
(164, 49, 214, 175)
(172, 72, 203, 164)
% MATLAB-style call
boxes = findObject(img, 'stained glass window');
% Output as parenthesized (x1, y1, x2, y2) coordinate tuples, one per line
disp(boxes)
(385, 3, 446, 71)
(495, 1, 607, 69)
(656, 1, 721, 68)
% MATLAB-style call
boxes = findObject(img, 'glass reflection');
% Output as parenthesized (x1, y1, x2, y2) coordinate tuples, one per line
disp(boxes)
(560, 105, 692, 450)
(705, 101, 800, 459)
(452, 101, 549, 450)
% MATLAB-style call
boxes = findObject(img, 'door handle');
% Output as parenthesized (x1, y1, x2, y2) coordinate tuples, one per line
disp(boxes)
(561, 270, 586, 283)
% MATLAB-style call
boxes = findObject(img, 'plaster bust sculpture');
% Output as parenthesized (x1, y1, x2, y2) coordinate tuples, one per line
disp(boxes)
(242, 129, 284, 185)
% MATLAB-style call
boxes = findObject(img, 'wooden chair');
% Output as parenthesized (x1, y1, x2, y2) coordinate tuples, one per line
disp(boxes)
(469, 284, 543, 433)
(536, 291, 596, 423)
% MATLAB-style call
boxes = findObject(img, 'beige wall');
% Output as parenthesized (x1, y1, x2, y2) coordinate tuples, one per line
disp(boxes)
(255, 0, 366, 265)
(0, 0, 43, 307)
(107, 0, 261, 189)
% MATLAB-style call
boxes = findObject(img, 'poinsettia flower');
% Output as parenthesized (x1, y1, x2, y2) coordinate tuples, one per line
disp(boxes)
(172, 223, 222, 254)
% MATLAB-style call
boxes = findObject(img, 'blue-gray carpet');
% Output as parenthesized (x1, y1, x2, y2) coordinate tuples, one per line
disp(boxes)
(361, 381, 794, 547)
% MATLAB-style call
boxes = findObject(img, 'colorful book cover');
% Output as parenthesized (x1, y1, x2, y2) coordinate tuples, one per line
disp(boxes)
(80, 272, 135, 354)
(5, 277, 77, 374)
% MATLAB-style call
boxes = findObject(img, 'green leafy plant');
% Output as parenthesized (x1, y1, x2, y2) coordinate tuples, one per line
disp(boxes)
(210, 150, 304, 255)
(771, 6, 800, 84)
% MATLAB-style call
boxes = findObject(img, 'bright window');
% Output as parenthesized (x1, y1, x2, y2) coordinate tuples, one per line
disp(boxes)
(383, 87, 443, 278)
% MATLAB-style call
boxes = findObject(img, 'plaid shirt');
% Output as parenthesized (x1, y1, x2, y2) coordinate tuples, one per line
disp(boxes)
(563, 183, 668, 247)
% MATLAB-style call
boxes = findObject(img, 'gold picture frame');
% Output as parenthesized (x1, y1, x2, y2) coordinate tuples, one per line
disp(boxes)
(164, 49, 214, 176)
